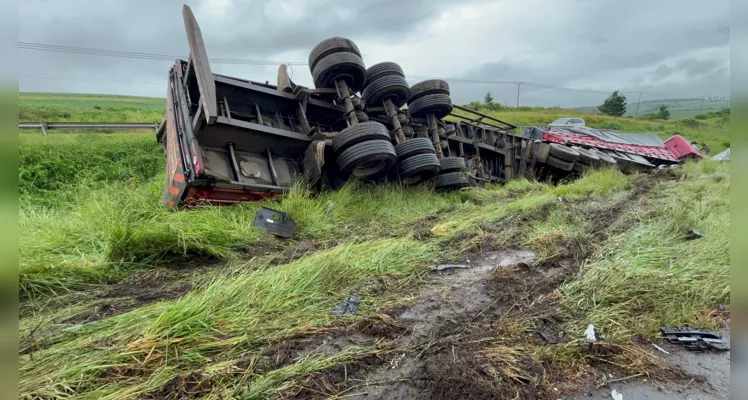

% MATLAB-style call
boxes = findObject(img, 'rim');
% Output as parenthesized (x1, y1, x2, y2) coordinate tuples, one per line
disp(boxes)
(352, 159, 386, 178)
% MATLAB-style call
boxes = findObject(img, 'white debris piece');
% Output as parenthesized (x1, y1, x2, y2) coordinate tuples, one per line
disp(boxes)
(585, 324, 597, 342)
(611, 389, 623, 400)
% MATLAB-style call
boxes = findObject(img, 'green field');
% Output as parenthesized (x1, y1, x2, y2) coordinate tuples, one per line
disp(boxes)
(19, 92, 164, 123)
(17, 94, 730, 399)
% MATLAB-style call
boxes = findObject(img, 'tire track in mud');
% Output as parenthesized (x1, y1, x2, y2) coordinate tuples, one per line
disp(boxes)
(277, 174, 668, 400)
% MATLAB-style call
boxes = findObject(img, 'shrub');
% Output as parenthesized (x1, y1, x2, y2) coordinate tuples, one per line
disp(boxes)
(694, 114, 709, 120)
(600, 122, 622, 130)
(680, 118, 701, 128)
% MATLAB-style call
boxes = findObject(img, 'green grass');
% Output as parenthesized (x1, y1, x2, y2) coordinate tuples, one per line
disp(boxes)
(576, 97, 730, 119)
(451, 106, 730, 154)
(562, 160, 730, 337)
(19, 92, 164, 123)
(17, 94, 731, 399)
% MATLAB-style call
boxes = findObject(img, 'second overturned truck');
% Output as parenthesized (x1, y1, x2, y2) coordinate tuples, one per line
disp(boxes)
(157, 5, 708, 210)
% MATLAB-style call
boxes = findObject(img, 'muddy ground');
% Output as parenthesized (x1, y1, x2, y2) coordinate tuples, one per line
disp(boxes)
(22, 173, 730, 399)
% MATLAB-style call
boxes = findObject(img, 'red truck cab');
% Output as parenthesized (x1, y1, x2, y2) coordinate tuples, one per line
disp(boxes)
(665, 135, 709, 161)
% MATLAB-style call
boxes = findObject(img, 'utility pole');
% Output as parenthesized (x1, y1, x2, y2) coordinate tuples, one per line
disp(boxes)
(698, 97, 705, 114)
(633, 92, 642, 118)
(514, 82, 523, 118)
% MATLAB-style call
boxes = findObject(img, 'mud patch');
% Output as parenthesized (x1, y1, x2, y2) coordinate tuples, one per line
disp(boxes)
(61, 270, 194, 325)
(140, 371, 213, 400)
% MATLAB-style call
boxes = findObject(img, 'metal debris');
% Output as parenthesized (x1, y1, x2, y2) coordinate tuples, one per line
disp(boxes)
(332, 293, 361, 316)
(253, 207, 298, 238)
(685, 229, 705, 240)
(611, 389, 623, 400)
(652, 343, 670, 355)
(660, 326, 729, 351)
(434, 264, 471, 271)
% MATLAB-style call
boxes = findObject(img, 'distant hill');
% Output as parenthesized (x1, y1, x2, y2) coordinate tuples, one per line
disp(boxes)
(577, 98, 730, 119)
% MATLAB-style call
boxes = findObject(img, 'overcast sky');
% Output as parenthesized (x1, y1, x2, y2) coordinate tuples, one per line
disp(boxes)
(19, 0, 730, 107)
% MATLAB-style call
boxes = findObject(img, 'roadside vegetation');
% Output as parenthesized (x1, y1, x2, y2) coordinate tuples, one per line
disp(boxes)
(18, 94, 730, 399)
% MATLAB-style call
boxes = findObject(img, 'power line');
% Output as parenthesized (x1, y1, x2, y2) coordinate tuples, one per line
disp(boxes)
(19, 42, 307, 66)
(19, 41, 716, 100)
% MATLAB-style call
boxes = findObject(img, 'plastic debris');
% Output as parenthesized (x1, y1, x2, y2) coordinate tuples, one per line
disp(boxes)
(685, 230, 705, 240)
(585, 324, 597, 342)
(332, 293, 361, 316)
(652, 343, 670, 355)
(611, 389, 623, 400)
(253, 207, 298, 238)
(434, 264, 470, 271)
(712, 148, 730, 161)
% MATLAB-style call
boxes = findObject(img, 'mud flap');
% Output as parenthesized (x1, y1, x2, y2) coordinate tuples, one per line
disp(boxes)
(303, 140, 330, 184)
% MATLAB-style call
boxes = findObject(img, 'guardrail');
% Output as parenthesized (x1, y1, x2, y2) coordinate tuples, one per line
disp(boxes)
(20, 122, 160, 136)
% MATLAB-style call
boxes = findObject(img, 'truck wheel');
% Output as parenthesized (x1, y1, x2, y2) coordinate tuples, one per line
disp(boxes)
(549, 143, 580, 162)
(362, 75, 411, 108)
(408, 93, 453, 119)
(308, 37, 362, 72)
(534, 142, 551, 163)
(312, 52, 367, 92)
(337, 140, 397, 178)
(397, 153, 441, 185)
(589, 149, 617, 165)
(572, 162, 588, 173)
(571, 146, 600, 165)
(409, 79, 450, 103)
(435, 171, 470, 190)
(545, 155, 575, 171)
(332, 121, 391, 153)
(364, 62, 405, 88)
(395, 137, 435, 159)
(439, 157, 466, 173)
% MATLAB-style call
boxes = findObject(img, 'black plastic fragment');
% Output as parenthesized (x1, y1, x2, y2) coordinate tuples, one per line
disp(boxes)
(254, 207, 298, 238)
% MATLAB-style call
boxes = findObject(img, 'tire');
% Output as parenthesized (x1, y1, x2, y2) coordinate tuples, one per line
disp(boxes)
(362, 75, 411, 109)
(364, 62, 404, 87)
(409, 80, 450, 103)
(308, 37, 361, 72)
(397, 153, 441, 185)
(435, 171, 470, 190)
(590, 149, 617, 165)
(337, 140, 397, 178)
(571, 146, 600, 165)
(534, 142, 551, 163)
(332, 121, 391, 153)
(545, 155, 574, 171)
(573, 162, 588, 173)
(312, 52, 366, 92)
(439, 157, 466, 173)
(549, 143, 580, 162)
(395, 137, 435, 160)
(408, 94, 453, 119)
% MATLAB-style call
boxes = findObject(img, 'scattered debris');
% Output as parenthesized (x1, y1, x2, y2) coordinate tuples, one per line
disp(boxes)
(434, 264, 471, 271)
(611, 389, 623, 400)
(712, 147, 730, 161)
(584, 324, 606, 342)
(253, 207, 298, 238)
(652, 343, 670, 355)
(685, 229, 705, 240)
(332, 293, 361, 317)
(585, 324, 597, 342)
(660, 326, 729, 351)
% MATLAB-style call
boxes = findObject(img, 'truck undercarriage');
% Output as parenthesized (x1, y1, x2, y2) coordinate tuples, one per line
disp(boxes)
(157, 5, 707, 210)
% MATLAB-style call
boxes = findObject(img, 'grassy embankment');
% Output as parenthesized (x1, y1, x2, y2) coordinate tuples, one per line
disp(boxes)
(18, 93, 730, 398)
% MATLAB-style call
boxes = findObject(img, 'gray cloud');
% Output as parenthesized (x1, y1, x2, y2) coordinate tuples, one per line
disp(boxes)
(19, 0, 730, 108)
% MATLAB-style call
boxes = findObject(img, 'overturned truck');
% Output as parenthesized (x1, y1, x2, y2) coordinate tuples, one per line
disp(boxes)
(157, 5, 708, 210)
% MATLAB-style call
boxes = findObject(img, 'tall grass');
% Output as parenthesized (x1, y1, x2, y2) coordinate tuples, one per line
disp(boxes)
(561, 160, 730, 337)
